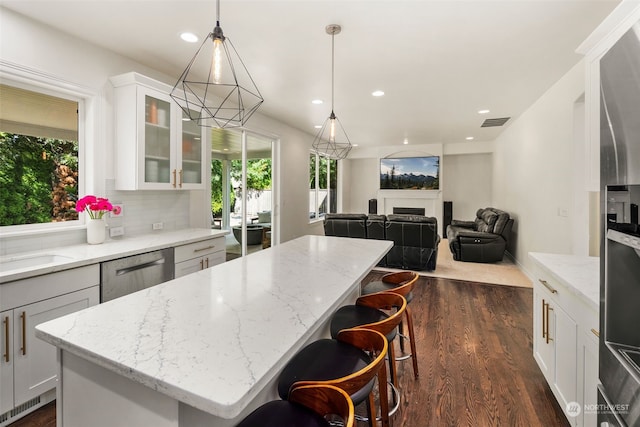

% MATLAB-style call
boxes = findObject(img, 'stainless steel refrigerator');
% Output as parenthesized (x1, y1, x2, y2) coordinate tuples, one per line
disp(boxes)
(599, 19, 640, 427)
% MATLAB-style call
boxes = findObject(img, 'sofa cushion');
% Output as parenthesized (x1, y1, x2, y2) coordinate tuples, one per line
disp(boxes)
(386, 214, 437, 224)
(474, 217, 488, 232)
(323, 213, 367, 238)
(488, 208, 510, 235)
(257, 211, 271, 223)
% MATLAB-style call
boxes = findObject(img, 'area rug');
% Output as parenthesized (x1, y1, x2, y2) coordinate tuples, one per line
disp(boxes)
(374, 239, 532, 288)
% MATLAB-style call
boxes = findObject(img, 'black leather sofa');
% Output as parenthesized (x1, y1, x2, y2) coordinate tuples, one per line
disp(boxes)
(323, 213, 440, 271)
(446, 207, 513, 263)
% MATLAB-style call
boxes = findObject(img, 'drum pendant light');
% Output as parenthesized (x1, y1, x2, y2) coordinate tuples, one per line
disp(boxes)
(170, 0, 263, 128)
(312, 24, 353, 160)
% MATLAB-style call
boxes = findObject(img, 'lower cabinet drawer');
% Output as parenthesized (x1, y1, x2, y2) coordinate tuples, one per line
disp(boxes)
(174, 238, 224, 264)
(174, 248, 226, 279)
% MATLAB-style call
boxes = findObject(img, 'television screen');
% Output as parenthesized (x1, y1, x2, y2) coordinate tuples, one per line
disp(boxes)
(380, 156, 439, 190)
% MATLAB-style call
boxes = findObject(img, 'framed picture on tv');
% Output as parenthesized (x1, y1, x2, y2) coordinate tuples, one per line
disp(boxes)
(380, 156, 439, 190)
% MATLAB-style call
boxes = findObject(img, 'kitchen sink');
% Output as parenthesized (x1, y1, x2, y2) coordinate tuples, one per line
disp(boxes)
(0, 254, 75, 273)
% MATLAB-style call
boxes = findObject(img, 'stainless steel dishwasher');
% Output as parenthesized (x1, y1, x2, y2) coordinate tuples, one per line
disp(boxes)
(100, 248, 174, 302)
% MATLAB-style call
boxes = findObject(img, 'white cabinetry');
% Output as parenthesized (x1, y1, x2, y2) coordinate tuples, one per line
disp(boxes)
(531, 258, 599, 426)
(533, 281, 578, 421)
(0, 265, 99, 423)
(110, 72, 206, 191)
(174, 237, 225, 279)
(578, 326, 599, 427)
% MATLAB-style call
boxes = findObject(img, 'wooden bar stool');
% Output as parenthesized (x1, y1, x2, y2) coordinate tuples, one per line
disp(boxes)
(329, 292, 407, 421)
(236, 383, 354, 427)
(361, 270, 420, 378)
(277, 328, 390, 427)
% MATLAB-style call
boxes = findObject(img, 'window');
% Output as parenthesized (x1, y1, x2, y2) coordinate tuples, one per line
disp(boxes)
(309, 152, 337, 221)
(0, 83, 80, 227)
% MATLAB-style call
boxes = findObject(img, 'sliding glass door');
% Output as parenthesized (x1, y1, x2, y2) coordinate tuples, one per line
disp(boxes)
(211, 129, 274, 258)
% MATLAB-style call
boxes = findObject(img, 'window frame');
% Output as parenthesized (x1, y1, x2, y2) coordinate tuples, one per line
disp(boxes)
(309, 151, 336, 223)
(0, 64, 92, 236)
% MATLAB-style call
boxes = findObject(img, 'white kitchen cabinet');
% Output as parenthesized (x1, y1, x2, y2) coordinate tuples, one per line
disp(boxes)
(174, 237, 226, 279)
(533, 281, 578, 424)
(0, 265, 99, 424)
(0, 310, 14, 415)
(14, 287, 98, 405)
(578, 327, 599, 427)
(110, 72, 206, 191)
(530, 255, 599, 427)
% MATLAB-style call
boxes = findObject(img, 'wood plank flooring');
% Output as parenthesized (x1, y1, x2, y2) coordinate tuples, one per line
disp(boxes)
(9, 274, 568, 427)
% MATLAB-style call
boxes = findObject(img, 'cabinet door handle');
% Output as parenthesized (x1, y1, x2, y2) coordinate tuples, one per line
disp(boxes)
(20, 311, 26, 356)
(205, 258, 209, 268)
(546, 304, 554, 344)
(178, 169, 183, 188)
(200, 259, 204, 270)
(193, 245, 216, 253)
(172, 169, 177, 188)
(542, 299, 547, 339)
(3, 316, 9, 363)
(591, 328, 600, 338)
(539, 279, 558, 294)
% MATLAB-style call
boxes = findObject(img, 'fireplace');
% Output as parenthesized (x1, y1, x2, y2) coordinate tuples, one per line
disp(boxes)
(393, 207, 425, 216)
(376, 189, 442, 235)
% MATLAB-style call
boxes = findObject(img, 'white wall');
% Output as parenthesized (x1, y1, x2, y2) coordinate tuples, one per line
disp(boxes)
(0, 7, 319, 254)
(492, 60, 590, 273)
(442, 153, 493, 222)
(343, 158, 379, 213)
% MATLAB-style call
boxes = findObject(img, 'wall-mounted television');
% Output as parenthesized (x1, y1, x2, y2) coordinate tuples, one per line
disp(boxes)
(380, 156, 440, 190)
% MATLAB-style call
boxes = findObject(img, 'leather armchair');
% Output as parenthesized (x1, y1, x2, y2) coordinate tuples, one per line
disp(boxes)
(323, 213, 367, 238)
(385, 214, 440, 271)
(446, 207, 513, 263)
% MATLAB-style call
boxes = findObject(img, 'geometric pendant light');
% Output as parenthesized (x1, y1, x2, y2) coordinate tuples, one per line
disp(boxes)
(311, 24, 353, 160)
(170, 0, 263, 128)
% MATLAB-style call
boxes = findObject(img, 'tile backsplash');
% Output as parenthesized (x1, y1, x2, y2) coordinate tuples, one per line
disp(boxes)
(104, 179, 190, 237)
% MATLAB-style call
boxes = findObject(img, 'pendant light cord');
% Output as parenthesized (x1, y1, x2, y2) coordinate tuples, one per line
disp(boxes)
(216, 0, 220, 27)
(331, 32, 335, 113)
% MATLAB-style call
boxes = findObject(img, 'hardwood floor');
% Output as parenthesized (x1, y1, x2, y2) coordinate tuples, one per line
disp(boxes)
(10, 274, 568, 427)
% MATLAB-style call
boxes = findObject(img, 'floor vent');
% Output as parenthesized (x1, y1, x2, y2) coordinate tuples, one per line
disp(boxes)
(0, 396, 41, 427)
(481, 117, 510, 127)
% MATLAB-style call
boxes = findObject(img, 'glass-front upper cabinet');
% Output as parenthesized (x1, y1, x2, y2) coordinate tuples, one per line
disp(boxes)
(110, 72, 206, 190)
(143, 94, 172, 186)
(180, 109, 203, 186)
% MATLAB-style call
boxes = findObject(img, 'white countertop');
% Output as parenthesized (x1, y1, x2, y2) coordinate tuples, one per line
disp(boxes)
(529, 252, 600, 311)
(35, 235, 392, 420)
(0, 228, 228, 284)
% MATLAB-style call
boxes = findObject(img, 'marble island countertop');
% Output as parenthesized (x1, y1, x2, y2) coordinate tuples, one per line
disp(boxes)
(0, 228, 228, 284)
(35, 235, 392, 420)
(529, 252, 599, 311)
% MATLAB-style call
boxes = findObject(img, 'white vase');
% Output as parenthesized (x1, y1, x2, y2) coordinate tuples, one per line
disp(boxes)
(86, 219, 106, 244)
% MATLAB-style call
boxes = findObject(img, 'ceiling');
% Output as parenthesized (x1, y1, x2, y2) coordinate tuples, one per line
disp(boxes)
(2, 0, 620, 149)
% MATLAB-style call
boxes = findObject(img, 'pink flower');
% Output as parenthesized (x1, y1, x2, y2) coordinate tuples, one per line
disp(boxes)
(75, 195, 113, 219)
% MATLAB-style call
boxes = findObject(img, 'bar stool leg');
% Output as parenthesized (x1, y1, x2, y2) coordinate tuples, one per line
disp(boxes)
(404, 306, 419, 378)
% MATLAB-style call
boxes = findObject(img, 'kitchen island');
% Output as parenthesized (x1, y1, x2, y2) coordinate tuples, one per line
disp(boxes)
(36, 235, 392, 427)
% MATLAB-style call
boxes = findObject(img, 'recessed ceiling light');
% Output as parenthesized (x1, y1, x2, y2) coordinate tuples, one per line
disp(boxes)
(403, 138, 409, 145)
(353, 144, 359, 147)
(311, 99, 323, 105)
(466, 136, 474, 141)
(180, 32, 199, 43)
(372, 90, 385, 97)
(314, 125, 322, 129)
(478, 109, 490, 114)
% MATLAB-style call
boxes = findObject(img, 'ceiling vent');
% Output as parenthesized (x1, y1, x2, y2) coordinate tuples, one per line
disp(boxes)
(481, 117, 510, 127)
